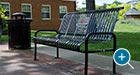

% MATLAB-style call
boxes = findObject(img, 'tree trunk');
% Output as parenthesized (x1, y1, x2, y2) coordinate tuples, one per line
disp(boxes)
(86, 0, 96, 10)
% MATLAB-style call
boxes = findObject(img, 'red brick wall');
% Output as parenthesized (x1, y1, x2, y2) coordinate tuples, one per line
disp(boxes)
(1, 0, 76, 30)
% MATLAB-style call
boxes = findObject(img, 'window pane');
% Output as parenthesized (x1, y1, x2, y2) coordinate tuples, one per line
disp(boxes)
(5, 11, 9, 17)
(26, 6, 31, 11)
(42, 7, 47, 11)
(22, 5, 31, 12)
(22, 5, 26, 11)
(59, 6, 67, 13)
(22, 4, 32, 19)
(23, 12, 31, 18)
(60, 13, 66, 19)
(42, 5, 50, 19)
(1, 4, 9, 10)
(42, 6, 49, 12)
(59, 6, 67, 19)
(42, 13, 50, 18)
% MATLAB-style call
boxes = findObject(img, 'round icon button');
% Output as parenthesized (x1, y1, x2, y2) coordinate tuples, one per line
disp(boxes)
(113, 48, 130, 66)
(113, 48, 134, 69)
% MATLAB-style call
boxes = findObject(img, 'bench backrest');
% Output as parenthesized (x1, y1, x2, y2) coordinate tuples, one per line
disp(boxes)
(58, 7, 123, 41)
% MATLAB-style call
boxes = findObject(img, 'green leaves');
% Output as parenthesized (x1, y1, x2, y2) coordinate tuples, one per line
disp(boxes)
(135, 2, 140, 11)
(0, 5, 8, 19)
(0, 4, 8, 33)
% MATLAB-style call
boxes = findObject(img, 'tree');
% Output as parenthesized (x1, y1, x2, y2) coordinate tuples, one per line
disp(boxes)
(0, 6, 6, 19)
(0, 3, 8, 34)
(135, 2, 140, 11)
(106, 0, 132, 19)
(112, 0, 122, 5)
(118, 4, 131, 19)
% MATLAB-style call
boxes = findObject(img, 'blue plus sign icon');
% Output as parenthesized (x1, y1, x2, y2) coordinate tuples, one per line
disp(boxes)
(113, 48, 134, 69)
(113, 48, 130, 66)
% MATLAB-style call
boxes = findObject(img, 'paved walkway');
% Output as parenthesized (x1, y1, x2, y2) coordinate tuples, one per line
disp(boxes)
(0, 41, 139, 75)
(0, 41, 122, 75)
(31, 44, 140, 75)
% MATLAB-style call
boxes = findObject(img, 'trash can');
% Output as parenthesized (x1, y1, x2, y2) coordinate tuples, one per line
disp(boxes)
(0, 17, 3, 39)
(7, 13, 32, 49)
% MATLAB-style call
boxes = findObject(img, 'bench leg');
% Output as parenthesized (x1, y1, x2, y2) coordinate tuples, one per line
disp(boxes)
(85, 38, 89, 75)
(113, 35, 117, 74)
(85, 52, 88, 75)
(113, 59, 116, 74)
(55, 43, 60, 59)
(34, 43, 38, 61)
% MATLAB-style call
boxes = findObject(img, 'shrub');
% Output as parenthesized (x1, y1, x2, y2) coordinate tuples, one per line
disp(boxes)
(0, 4, 8, 35)
(119, 19, 140, 25)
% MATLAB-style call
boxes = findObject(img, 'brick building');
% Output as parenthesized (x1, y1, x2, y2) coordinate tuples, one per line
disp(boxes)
(0, 0, 76, 30)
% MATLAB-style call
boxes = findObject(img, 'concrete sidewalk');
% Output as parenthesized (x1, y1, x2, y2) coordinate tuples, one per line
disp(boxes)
(0, 41, 122, 75)
(31, 44, 140, 75)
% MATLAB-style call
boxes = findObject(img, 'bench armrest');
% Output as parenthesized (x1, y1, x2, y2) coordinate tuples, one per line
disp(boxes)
(85, 32, 117, 52)
(34, 30, 58, 37)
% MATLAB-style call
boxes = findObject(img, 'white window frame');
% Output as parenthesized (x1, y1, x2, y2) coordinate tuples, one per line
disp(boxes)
(21, 3, 32, 19)
(1, 2, 10, 19)
(41, 4, 51, 20)
(59, 6, 67, 20)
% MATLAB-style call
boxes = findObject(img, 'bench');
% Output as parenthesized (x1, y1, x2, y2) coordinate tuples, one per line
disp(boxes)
(33, 7, 123, 75)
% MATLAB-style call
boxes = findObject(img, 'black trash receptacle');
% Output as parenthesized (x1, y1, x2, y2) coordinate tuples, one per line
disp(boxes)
(8, 13, 32, 49)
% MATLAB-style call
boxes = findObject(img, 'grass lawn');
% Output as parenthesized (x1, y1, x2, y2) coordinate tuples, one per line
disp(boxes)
(0, 35, 8, 41)
(98, 22, 140, 61)
(1, 21, 140, 61)
(116, 22, 140, 61)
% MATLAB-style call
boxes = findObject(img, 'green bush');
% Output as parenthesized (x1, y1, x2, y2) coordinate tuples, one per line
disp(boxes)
(0, 4, 8, 34)
(119, 19, 140, 26)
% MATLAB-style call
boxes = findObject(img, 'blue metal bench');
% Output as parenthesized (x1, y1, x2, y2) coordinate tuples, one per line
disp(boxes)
(33, 7, 123, 75)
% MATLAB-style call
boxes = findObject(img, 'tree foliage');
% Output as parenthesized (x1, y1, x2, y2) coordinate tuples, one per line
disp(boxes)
(135, 2, 140, 11)
(77, 0, 140, 19)
(0, 3, 8, 32)
(106, 0, 134, 19)
(0, 5, 8, 20)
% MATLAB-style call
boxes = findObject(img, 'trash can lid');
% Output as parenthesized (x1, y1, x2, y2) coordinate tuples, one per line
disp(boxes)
(12, 13, 26, 17)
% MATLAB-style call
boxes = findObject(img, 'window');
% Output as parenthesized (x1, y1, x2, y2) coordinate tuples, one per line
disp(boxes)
(1, 2, 10, 18)
(22, 4, 32, 19)
(59, 6, 67, 19)
(42, 5, 51, 20)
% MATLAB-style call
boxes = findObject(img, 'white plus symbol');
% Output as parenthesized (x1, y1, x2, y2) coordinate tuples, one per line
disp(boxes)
(118, 53, 126, 61)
